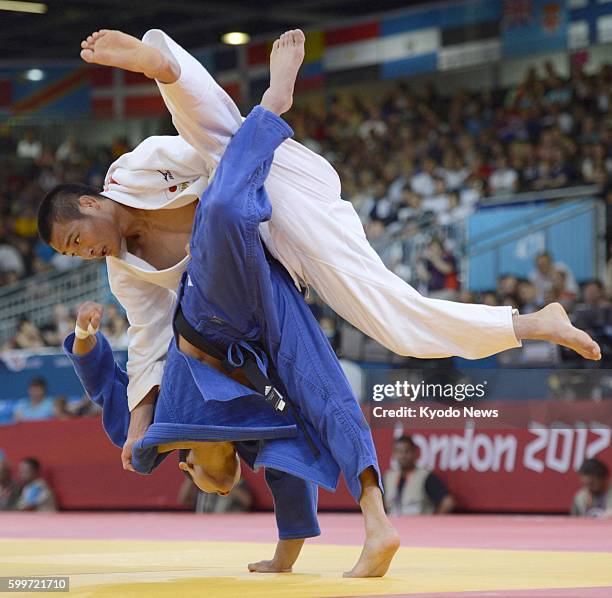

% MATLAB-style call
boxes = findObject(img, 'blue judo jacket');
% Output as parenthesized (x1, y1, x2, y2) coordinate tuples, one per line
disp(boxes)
(63, 331, 322, 540)
(64, 106, 379, 508)
(177, 105, 380, 502)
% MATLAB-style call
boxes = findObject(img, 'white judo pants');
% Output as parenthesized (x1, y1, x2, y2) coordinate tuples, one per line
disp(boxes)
(143, 30, 521, 360)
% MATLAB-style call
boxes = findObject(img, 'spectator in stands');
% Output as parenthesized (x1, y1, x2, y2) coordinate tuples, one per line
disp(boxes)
(14, 457, 57, 512)
(528, 252, 578, 305)
(517, 279, 540, 313)
(101, 303, 129, 349)
(437, 191, 473, 226)
(544, 270, 576, 311)
(178, 477, 252, 514)
(41, 304, 73, 347)
(411, 157, 437, 198)
(497, 274, 519, 299)
(417, 238, 459, 299)
(0, 460, 19, 510)
(55, 135, 81, 165)
(481, 291, 500, 306)
(53, 395, 73, 419)
(576, 280, 610, 311)
(10, 318, 45, 351)
(16, 130, 42, 161)
(53, 393, 101, 418)
(13, 377, 55, 422)
(572, 281, 612, 359)
(489, 156, 519, 194)
(571, 458, 612, 518)
(0, 234, 26, 282)
(383, 436, 456, 516)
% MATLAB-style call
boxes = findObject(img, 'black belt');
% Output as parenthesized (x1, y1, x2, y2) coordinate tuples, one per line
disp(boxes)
(174, 306, 320, 458)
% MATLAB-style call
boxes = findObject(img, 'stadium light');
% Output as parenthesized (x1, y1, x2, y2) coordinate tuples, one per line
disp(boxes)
(0, 1, 47, 13)
(25, 68, 44, 81)
(222, 32, 250, 46)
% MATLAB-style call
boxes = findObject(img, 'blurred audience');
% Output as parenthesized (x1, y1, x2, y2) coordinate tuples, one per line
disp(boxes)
(571, 458, 612, 518)
(1, 60, 612, 362)
(0, 460, 19, 510)
(14, 457, 57, 512)
(383, 435, 456, 515)
(528, 252, 578, 305)
(13, 377, 54, 422)
(2, 302, 129, 351)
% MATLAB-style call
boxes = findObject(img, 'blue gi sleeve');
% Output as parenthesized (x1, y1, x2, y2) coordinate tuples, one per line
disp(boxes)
(184, 106, 294, 330)
(62, 332, 131, 448)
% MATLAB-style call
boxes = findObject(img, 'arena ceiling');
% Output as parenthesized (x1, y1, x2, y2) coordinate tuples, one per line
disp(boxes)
(0, 0, 447, 60)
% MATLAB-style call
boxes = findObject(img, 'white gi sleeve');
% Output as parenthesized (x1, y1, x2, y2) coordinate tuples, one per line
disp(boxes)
(107, 260, 176, 411)
(142, 29, 242, 169)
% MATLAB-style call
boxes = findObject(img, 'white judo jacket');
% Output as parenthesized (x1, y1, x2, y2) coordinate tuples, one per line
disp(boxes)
(103, 30, 519, 412)
(103, 30, 340, 410)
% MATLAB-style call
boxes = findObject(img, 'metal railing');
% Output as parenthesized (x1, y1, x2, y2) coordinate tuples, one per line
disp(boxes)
(0, 262, 109, 347)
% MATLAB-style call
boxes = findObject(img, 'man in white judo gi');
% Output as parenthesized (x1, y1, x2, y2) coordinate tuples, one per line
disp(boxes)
(37, 28, 600, 470)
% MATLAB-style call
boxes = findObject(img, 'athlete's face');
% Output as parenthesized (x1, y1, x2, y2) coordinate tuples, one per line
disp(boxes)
(50, 196, 122, 260)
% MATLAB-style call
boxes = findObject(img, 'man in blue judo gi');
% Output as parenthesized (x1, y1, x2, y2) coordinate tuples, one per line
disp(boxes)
(65, 33, 400, 578)
(65, 301, 331, 574)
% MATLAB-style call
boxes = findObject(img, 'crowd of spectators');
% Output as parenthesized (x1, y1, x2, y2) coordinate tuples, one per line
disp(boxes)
(0, 374, 101, 425)
(286, 60, 612, 293)
(2, 301, 128, 352)
(0, 60, 611, 354)
(0, 129, 128, 288)
(289, 61, 611, 227)
(383, 435, 611, 518)
(318, 249, 612, 366)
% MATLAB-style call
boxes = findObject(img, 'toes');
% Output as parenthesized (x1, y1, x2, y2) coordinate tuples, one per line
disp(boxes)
(272, 39, 280, 52)
(289, 29, 304, 45)
(80, 49, 94, 63)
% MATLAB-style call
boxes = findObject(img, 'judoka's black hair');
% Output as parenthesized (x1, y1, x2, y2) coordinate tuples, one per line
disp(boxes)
(37, 183, 106, 244)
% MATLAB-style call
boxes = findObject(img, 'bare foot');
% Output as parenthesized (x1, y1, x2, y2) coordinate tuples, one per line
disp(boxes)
(343, 521, 400, 578)
(514, 302, 601, 360)
(80, 29, 179, 83)
(261, 29, 305, 115)
(248, 538, 304, 573)
(248, 559, 293, 573)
